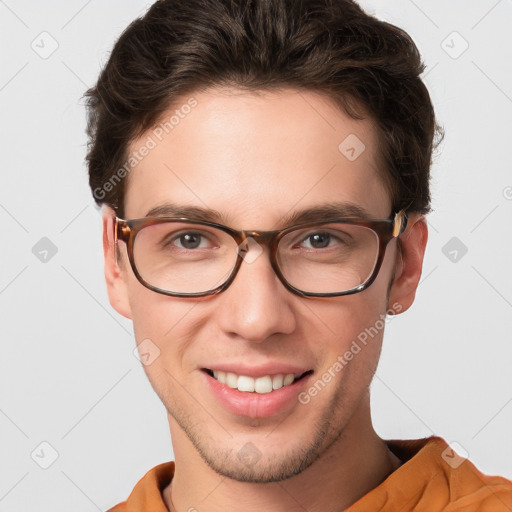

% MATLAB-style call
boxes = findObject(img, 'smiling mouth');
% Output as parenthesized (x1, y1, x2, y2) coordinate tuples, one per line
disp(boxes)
(202, 369, 313, 394)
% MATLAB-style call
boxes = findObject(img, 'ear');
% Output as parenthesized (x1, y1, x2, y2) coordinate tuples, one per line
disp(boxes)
(388, 213, 428, 314)
(102, 206, 132, 319)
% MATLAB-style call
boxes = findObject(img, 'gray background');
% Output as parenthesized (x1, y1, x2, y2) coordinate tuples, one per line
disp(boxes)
(1, 0, 511, 510)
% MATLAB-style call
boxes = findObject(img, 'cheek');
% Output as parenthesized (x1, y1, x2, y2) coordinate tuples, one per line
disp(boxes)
(305, 239, 398, 335)
(301, 267, 391, 386)
(128, 290, 168, 340)
(304, 283, 387, 347)
(124, 276, 187, 355)
(377, 239, 399, 292)
(125, 275, 210, 378)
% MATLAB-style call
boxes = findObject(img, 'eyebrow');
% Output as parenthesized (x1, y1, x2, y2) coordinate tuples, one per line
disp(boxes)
(144, 202, 378, 227)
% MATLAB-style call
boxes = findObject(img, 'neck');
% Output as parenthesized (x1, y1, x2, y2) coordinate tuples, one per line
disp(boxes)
(163, 398, 401, 512)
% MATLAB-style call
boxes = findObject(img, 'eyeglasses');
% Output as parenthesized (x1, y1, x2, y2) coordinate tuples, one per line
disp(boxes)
(114, 210, 408, 298)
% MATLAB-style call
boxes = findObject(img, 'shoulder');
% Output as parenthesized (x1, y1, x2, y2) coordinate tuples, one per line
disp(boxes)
(347, 436, 512, 511)
(434, 438, 512, 511)
(106, 461, 175, 512)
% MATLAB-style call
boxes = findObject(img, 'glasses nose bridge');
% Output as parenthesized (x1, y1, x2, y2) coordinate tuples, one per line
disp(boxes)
(239, 229, 278, 251)
(233, 229, 283, 291)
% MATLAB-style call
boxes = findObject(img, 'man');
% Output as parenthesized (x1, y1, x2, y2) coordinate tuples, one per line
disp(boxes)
(84, 0, 512, 510)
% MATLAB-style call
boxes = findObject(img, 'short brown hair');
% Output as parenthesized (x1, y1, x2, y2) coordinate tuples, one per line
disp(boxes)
(84, 0, 443, 218)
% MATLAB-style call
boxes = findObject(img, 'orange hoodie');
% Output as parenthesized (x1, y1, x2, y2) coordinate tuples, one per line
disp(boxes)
(107, 436, 512, 511)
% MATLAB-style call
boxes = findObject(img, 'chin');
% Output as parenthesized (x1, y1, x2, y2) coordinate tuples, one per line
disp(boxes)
(197, 446, 322, 483)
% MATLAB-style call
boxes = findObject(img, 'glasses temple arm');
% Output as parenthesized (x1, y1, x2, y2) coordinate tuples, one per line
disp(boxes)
(392, 210, 408, 237)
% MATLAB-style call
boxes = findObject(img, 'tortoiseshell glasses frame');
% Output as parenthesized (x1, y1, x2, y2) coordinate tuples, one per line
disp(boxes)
(114, 209, 408, 298)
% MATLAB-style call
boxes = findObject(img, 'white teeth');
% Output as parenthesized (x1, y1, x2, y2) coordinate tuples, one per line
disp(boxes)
(211, 371, 300, 393)
(254, 376, 273, 394)
(283, 374, 295, 386)
(214, 370, 226, 384)
(226, 372, 238, 389)
(237, 375, 255, 392)
(272, 374, 284, 390)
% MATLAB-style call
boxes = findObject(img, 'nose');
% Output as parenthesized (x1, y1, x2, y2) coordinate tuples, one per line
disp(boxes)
(215, 243, 297, 343)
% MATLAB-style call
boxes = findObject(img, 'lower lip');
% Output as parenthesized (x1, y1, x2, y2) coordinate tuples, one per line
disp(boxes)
(203, 371, 312, 419)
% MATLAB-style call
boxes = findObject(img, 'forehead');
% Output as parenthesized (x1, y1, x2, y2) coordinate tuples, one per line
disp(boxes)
(124, 87, 391, 226)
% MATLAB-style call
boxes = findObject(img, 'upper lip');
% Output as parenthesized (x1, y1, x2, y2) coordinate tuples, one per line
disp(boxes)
(202, 363, 312, 378)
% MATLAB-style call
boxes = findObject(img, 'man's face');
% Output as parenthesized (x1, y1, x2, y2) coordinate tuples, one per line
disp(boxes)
(107, 88, 409, 482)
